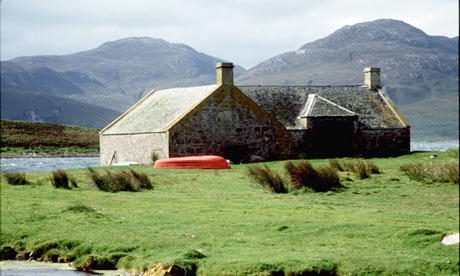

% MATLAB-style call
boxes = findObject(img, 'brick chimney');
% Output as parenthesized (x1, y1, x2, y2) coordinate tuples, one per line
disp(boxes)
(216, 62, 234, 86)
(364, 67, 380, 90)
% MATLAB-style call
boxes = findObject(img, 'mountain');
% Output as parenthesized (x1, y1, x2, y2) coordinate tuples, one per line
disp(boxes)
(237, 19, 459, 141)
(1, 37, 247, 111)
(1, 88, 121, 129)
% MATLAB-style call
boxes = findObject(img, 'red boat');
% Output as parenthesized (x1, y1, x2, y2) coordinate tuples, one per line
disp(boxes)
(153, 155, 231, 169)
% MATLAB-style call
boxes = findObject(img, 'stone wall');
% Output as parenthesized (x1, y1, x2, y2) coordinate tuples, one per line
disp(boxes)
(168, 86, 295, 162)
(100, 132, 168, 165)
(357, 127, 410, 157)
(287, 129, 312, 157)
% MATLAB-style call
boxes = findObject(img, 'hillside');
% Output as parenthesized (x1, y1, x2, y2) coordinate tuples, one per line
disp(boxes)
(1, 37, 247, 111)
(1, 88, 121, 129)
(1, 22, 458, 140)
(0, 120, 99, 156)
(237, 19, 459, 141)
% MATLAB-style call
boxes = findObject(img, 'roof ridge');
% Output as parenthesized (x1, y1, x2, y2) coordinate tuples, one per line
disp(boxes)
(238, 84, 364, 88)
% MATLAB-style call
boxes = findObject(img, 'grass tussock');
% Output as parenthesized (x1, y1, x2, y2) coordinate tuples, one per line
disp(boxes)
(365, 160, 381, 174)
(87, 168, 153, 192)
(65, 203, 98, 213)
(285, 161, 342, 192)
(128, 168, 153, 189)
(400, 161, 459, 184)
(330, 158, 381, 179)
(247, 165, 288, 193)
(50, 170, 78, 189)
(151, 152, 159, 165)
(2, 171, 29, 185)
(329, 158, 344, 171)
(355, 159, 371, 179)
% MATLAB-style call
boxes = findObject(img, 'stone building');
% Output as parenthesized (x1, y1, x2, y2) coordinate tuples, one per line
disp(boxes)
(100, 63, 410, 165)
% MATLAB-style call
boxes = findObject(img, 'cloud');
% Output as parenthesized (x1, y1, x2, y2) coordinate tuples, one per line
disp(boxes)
(1, 0, 458, 68)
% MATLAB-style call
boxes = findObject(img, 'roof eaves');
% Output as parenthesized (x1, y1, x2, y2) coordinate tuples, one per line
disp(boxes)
(377, 89, 410, 127)
(99, 89, 156, 134)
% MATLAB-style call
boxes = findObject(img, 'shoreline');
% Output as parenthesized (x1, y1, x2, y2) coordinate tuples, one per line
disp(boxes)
(0, 260, 122, 275)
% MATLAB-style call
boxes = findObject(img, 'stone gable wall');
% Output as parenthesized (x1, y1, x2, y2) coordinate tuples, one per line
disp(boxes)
(100, 132, 168, 165)
(168, 86, 295, 162)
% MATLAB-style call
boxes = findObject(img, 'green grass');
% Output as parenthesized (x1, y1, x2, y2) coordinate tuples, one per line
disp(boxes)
(1, 150, 458, 275)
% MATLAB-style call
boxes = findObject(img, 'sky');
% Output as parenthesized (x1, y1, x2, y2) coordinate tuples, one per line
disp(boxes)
(1, 0, 458, 69)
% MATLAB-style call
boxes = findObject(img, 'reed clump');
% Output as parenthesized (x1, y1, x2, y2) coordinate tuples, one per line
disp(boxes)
(50, 169, 78, 189)
(87, 168, 153, 192)
(247, 165, 288, 193)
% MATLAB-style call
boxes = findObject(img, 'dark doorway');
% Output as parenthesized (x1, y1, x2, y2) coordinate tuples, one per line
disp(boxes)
(312, 119, 355, 157)
(223, 145, 249, 163)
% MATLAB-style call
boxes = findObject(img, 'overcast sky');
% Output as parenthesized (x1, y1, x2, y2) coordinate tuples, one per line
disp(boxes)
(1, 0, 458, 68)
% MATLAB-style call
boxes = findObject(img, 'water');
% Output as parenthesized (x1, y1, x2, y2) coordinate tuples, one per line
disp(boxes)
(0, 157, 100, 172)
(0, 261, 121, 275)
(0, 141, 458, 172)
(411, 140, 459, 152)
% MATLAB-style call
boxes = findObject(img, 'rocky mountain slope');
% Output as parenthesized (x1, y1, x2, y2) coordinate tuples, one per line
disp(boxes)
(237, 19, 459, 140)
(1, 37, 246, 111)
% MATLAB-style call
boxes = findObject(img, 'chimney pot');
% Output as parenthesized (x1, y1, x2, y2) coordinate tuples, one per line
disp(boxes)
(216, 62, 234, 86)
(364, 67, 380, 90)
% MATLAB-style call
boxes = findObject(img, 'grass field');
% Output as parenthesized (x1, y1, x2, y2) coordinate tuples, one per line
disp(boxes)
(0, 120, 99, 156)
(1, 150, 458, 275)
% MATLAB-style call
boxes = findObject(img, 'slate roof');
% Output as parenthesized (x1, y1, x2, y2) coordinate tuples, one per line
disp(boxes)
(238, 85, 407, 129)
(101, 85, 217, 134)
(300, 94, 358, 117)
(102, 83, 407, 135)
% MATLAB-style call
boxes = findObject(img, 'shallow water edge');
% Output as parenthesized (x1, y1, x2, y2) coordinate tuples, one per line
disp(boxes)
(0, 260, 123, 276)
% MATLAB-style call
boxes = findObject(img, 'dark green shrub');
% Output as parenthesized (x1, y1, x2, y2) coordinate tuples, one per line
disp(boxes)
(285, 161, 342, 192)
(329, 158, 344, 171)
(2, 171, 29, 185)
(50, 169, 78, 189)
(247, 165, 288, 193)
